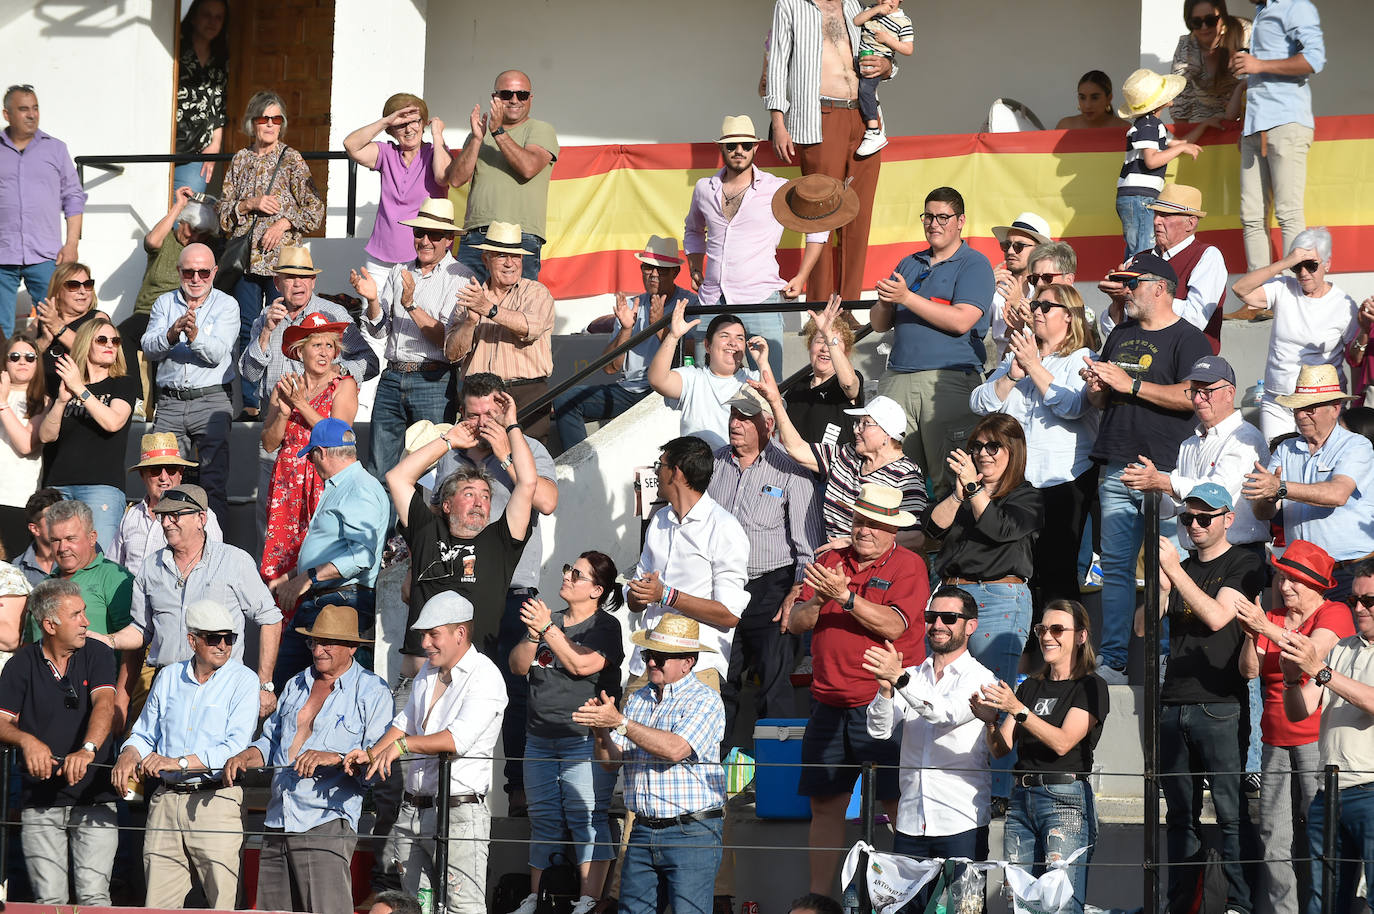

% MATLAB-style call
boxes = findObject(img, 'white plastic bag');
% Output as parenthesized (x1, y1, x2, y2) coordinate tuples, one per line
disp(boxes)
(840, 841, 944, 914)
(1002, 845, 1092, 914)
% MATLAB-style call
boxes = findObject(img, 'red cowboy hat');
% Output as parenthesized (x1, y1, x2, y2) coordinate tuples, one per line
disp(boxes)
(1271, 540, 1337, 592)
(281, 312, 351, 358)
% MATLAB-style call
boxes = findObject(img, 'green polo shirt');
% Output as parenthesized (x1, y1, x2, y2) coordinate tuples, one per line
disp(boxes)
(27, 556, 135, 642)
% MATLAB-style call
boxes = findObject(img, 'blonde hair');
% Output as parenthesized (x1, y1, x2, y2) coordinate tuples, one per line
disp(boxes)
(71, 317, 126, 380)
(288, 330, 342, 362)
(45, 261, 94, 303)
(1041, 283, 1092, 357)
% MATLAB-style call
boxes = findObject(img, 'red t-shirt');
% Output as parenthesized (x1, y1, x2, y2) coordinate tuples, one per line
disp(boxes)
(800, 543, 929, 708)
(1257, 600, 1356, 746)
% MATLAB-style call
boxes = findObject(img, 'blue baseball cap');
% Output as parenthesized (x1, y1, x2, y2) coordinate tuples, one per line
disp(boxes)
(296, 417, 355, 458)
(1185, 482, 1233, 511)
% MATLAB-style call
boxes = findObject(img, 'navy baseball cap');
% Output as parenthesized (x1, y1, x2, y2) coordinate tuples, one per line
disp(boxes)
(297, 417, 355, 457)
(1110, 251, 1179, 287)
(1185, 482, 1233, 511)
(1185, 355, 1236, 387)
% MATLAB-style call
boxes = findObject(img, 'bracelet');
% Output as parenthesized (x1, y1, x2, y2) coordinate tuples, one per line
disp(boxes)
(506, 423, 521, 435)
(499, 454, 515, 471)
(526, 631, 541, 643)
(537, 620, 553, 635)
(1353, 340, 1368, 353)
(664, 586, 678, 607)
(395, 737, 409, 756)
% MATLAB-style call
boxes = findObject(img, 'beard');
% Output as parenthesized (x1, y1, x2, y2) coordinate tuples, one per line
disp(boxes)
(929, 631, 968, 655)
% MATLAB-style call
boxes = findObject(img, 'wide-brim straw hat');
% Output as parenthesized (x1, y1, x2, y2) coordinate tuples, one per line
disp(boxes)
(849, 482, 917, 528)
(294, 604, 373, 643)
(281, 311, 351, 358)
(1274, 364, 1356, 409)
(471, 221, 533, 255)
(399, 197, 465, 234)
(634, 235, 683, 268)
(128, 432, 197, 472)
(991, 212, 1053, 246)
(717, 115, 762, 143)
(772, 174, 860, 234)
(1145, 184, 1208, 218)
(273, 245, 322, 276)
(1117, 68, 1187, 119)
(630, 613, 718, 654)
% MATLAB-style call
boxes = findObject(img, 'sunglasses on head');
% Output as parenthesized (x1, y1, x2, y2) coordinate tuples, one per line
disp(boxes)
(1029, 300, 1066, 314)
(999, 240, 1033, 255)
(1187, 12, 1221, 29)
(180, 268, 213, 280)
(1291, 260, 1321, 275)
(1179, 510, 1226, 528)
(1028, 272, 1065, 286)
(7, 351, 36, 363)
(493, 89, 531, 101)
(1348, 594, 1374, 609)
(562, 563, 587, 583)
(196, 631, 238, 647)
(921, 212, 959, 226)
(722, 141, 755, 152)
(412, 227, 451, 241)
(94, 334, 121, 347)
(62, 279, 95, 291)
(253, 114, 285, 126)
(924, 611, 970, 626)
(968, 440, 1002, 457)
(1033, 623, 1076, 639)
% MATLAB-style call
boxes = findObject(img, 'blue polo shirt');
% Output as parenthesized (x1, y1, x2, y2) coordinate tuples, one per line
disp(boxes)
(886, 241, 994, 373)
(1268, 424, 1374, 561)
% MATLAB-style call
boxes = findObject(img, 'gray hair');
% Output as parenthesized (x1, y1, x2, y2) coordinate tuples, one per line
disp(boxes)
(44, 498, 94, 534)
(1139, 274, 1179, 298)
(178, 195, 220, 236)
(29, 578, 82, 627)
(370, 892, 422, 914)
(438, 465, 494, 504)
(1289, 226, 1333, 263)
(1029, 241, 1077, 274)
(241, 90, 288, 136)
(322, 444, 357, 460)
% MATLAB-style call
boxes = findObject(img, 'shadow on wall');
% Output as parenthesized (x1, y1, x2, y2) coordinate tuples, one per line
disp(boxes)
(23, 0, 165, 49)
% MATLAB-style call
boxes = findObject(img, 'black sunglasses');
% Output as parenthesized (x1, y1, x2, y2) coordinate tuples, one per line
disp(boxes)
(999, 240, 1033, 255)
(1029, 300, 1066, 314)
(722, 141, 755, 152)
(1291, 260, 1321, 275)
(968, 440, 1002, 457)
(196, 631, 239, 647)
(58, 676, 78, 711)
(159, 489, 204, 511)
(7, 351, 36, 363)
(1033, 623, 1076, 639)
(1028, 272, 1065, 286)
(644, 650, 682, 666)
(412, 227, 451, 241)
(1179, 510, 1226, 528)
(62, 279, 95, 291)
(924, 611, 970, 626)
(1348, 594, 1374, 609)
(493, 89, 531, 101)
(180, 268, 213, 280)
(1187, 13, 1220, 29)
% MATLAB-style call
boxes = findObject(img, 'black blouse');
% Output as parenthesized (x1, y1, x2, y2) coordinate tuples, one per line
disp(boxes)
(176, 46, 228, 155)
(926, 480, 1042, 581)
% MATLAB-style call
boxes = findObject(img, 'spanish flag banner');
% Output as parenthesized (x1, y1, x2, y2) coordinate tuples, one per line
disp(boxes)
(451, 114, 1374, 301)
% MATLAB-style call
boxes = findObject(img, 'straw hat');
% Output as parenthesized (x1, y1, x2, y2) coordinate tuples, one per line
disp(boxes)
(404, 419, 455, 454)
(1145, 184, 1208, 218)
(399, 197, 464, 234)
(716, 115, 762, 143)
(772, 174, 860, 234)
(991, 212, 1053, 246)
(128, 432, 197, 472)
(295, 604, 373, 643)
(1271, 540, 1337, 592)
(272, 245, 322, 276)
(1117, 68, 1188, 119)
(471, 222, 532, 255)
(631, 613, 718, 654)
(1274, 364, 1356, 409)
(281, 311, 351, 358)
(634, 235, 683, 268)
(849, 483, 918, 528)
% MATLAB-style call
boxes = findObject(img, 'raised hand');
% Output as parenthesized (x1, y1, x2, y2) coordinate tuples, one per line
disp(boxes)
(349, 267, 378, 302)
(613, 292, 636, 330)
(263, 297, 290, 332)
(469, 104, 485, 140)
(668, 299, 700, 339)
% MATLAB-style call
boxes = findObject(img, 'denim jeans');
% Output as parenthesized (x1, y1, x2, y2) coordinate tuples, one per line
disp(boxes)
(55, 483, 126, 554)
(551, 382, 646, 453)
(21, 802, 118, 904)
(1161, 702, 1250, 912)
(1098, 462, 1143, 670)
(619, 816, 723, 914)
(0, 260, 56, 339)
(1307, 784, 1374, 914)
(893, 826, 988, 914)
(524, 733, 617, 869)
(1259, 741, 1322, 914)
(173, 160, 210, 195)
(1116, 194, 1156, 260)
(232, 273, 277, 410)
(392, 799, 490, 914)
(963, 581, 1032, 798)
(1003, 780, 1097, 914)
(274, 587, 376, 690)
(366, 366, 454, 478)
(455, 228, 544, 283)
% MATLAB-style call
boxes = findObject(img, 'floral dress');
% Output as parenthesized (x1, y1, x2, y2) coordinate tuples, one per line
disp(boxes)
(260, 376, 343, 583)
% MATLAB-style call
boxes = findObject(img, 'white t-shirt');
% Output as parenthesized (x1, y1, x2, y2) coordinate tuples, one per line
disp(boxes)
(0, 390, 41, 508)
(667, 365, 759, 450)
(1263, 277, 1359, 395)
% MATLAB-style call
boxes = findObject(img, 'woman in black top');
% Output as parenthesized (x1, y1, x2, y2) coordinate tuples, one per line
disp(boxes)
(972, 599, 1110, 914)
(509, 550, 625, 914)
(783, 295, 864, 445)
(34, 262, 105, 395)
(175, 0, 230, 193)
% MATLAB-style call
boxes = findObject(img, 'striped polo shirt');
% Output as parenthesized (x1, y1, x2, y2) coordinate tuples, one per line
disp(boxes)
(812, 442, 927, 541)
(1117, 113, 1169, 197)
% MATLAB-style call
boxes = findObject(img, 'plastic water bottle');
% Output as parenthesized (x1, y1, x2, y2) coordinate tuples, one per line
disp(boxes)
(683, 356, 695, 367)
(842, 884, 860, 914)
(1244, 379, 1265, 408)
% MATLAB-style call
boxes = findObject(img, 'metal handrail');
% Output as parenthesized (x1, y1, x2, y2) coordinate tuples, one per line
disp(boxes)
(73, 150, 362, 239)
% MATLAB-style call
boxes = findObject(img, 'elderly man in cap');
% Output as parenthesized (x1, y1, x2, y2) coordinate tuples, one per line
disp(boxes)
(110, 432, 224, 575)
(1081, 251, 1213, 683)
(350, 197, 476, 475)
(708, 385, 822, 722)
(574, 613, 727, 914)
(140, 240, 239, 521)
(113, 598, 261, 910)
(224, 604, 391, 914)
(269, 418, 389, 687)
(1099, 184, 1229, 354)
(786, 482, 930, 893)
(683, 116, 842, 378)
(348, 592, 507, 914)
(552, 235, 698, 453)
(988, 212, 1053, 358)
(1245, 363, 1374, 598)
(103, 483, 281, 717)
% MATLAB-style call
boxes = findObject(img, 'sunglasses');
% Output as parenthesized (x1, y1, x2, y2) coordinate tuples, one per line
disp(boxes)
(142, 465, 180, 478)
(999, 240, 1033, 254)
(644, 650, 682, 666)
(1348, 594, 1374, 609)
(1033, 623, 1076, 639)
(924, 611, 970, 626)
(722, 141, 755, 152)
(1028, 272, 1065, 286)
(1179, 510, 1226, 528)
(180, 268, 213, 280)
(968, 440, 1002, 457)
(159, 489, 205, 511)
(7, 351, 36, 363)
(1115, 276, 1157, 290)
(6, 84, 34, 95)
(1291, 260, 1321, 275)
(58, 675, 78, 711)
(196, 631, 239, 647)
(62, 279, 95, 291)
(921, 212, 959, 226)
(1029, 300, 1066, 314)
(1187, 13, 1221, 29)
(253, 114, 285, 126)
(412, 228, 451, 241)
(94, 334, 121, 347)
(562, 563, 587, 583)
(306, 637, 349, 649)
(492, 89, 531, 101)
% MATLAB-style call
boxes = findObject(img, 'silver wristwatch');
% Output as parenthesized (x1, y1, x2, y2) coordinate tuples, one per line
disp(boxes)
(177, 756, 190, 771)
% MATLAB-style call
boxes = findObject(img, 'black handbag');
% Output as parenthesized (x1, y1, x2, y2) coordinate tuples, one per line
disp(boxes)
(215, 148, 287, 292)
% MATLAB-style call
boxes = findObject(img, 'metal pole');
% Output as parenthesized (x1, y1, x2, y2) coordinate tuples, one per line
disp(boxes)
(347, 160, 358, 239)
(860, 761, 875, 846)
(1321, 764, 1339, 914)
(0, 745, 10, 886)
(1142, 491, 1162, 914)
(434, 754, 452, 914)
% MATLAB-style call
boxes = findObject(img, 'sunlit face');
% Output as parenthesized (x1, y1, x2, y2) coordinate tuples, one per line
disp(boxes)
(388, 114, 424, 152)
(1179, 500, 1230, 549)
(2, 91, 38, 138)
(1293, 256, 1329, 297)
(850, 513, 898, 560)
(159, 507, 207, 549)
(808, 332, 836, 377)
(851, 416, 892, 459)
(484, 251, 523, 288)
(309, 636, 358, 678)
(5, 340, 38, 385)
(140, 464, 184, 502)
(275, 273, 316, 309)
(558, 556, 602, 605)
(297, 335, 339, 375)
(1076, 82, 1111, 120)
(42, 595, 89, 650)
(1002, 230, 1037, 272)
(493, 72, 533, 126)
(48, 516, 98, 574)
(188, 629, 234, 669)
(969, 434, 1010, 486)
(57, 269, 93, 313)
(1123, 277, 1165, 320)
(1037, 607, 1083, 666)
(1294, 401, 1341, 444)
(443, 481, 492, 537)
(412, 228, 453, 266)
(1349, 578, 1374, 640)
(1275, 569, 1321, 611)
(179, 247, 216, 300)
(922, 200, 964, 249)
(727, 407, 770, 453)
(192, 0, 227, 43)
(719, 140, 757, 175)
(420, 622, 467, 668)
(254, 103, 284, 145)
(644, 649, 694, 687)
(641, 263, 678, 296)
(705, 321, 746, 376)
(1153, 211, 1198, 251)
(1187, 380, 1234, 428)
(927, 596, 975, 655)
(87, 323, 120, 368)
(1030, 288, 1071, 346)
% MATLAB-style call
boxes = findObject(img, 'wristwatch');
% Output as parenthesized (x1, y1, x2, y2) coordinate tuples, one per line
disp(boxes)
(491, 126, 506, 137)
(1013, 709, 1030, 724)
(177, 756, 190, 771)
(487, 303, 500, 320)
(78, 389, 92, 402)
(894, 672, 911, 690)
(1316, 666, 1334, 687)
(260, 681, 276, 694)
(81, 741, 97, 753)
(828, 336, 842, 347)
(842, 591, 857, 612)
(614, 717, 629, 737)
(963, 480, 983, 498)
(1276, 482, 1288, 501)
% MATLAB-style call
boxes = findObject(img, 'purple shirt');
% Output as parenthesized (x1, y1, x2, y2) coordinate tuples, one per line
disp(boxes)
(683, 165, 827, 305)
(0, 129, 86, 265)
(366, 141, 446, 264)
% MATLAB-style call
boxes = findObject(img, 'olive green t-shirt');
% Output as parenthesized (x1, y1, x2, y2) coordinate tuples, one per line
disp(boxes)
(133, 236, 186, 316)
(461, 117, 559, 239)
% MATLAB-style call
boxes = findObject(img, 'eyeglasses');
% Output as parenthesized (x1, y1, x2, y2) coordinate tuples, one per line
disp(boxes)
(1291, 260, 1322, 275)
(920, 212, 959, 226)
(1028, 272, 1065, 286)
(644, 650, 682, 666)
(1033, 623, 1076, 639)
(1187, 13, 1221, 29)
(94, 334, 121, 347)
(7, 352, 36, 363)
(180, 268, 213, 280)
(1179, 510, 1226, 528)
(62, 279, 95, 291)
(852, 419, 880, 433)
(1347, 594, 1374, 609)
(196, 631, 239, 647)
(412, 228, 451, 241)
(492, 89, 531, 101)
(968, 440, 1002, 457)
(999, 240, 1033, 254)
(1187, 383, 1231, 401)
(1029, 300, 1066, 314)
(562, 563, 587, 583)
(306, 637, 349, 649)
(722, 141, 755, 152)
(924, 611, 970, 626)
(58, 675, 78, 711)
(253, 114, 285, 126)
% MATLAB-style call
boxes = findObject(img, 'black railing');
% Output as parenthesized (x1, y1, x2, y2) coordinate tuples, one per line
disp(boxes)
(73, 151, 362, 239)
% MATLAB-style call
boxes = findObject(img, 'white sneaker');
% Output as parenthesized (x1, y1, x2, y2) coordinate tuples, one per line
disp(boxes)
(571, 897, 599, 914)
(857, 127, 888, 157)
(1096, 660, 1129, 685)
(507, 893, 538, 914)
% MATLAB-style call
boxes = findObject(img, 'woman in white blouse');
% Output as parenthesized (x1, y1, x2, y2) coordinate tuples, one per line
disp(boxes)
(0, 334, 47, 556)
(971, 283, 1098, 603)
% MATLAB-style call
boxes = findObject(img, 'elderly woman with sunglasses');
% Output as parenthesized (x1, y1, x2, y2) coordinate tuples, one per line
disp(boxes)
(0, 334, 47, 555)
(971, 283, 1099, 604)
(34, 261, 106, 395)
(1231, 227, 1359, 441)
(508, 551, 624, 914)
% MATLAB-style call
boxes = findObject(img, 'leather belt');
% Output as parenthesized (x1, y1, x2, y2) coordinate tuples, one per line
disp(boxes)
(944, 575, 1025, 586)
(308, 582, 375, 597)
(637, 806, 725, 829)
(1015, 773, 1086, 788)
(504, 377, 547, 388)
(160, 779, 225, 794)
(403, 791, 483, 808)
(159, 383, 232, 401)
(819, 97, 860, 109)
(388, 360, 448, 374)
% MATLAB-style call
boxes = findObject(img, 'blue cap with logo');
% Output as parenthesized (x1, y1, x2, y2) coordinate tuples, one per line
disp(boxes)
(297, 417, 355, 458)
(1185, 482, 1233, 511)
(1185, 355, 1235, 387)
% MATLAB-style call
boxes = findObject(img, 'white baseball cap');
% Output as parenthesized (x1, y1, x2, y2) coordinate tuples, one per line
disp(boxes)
(843, 396, 908, 440)
(185, 599, 234, 633)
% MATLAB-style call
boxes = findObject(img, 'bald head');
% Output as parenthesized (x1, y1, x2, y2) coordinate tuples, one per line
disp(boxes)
(178, 243, 217, 300)
(491, 70, 533, 128)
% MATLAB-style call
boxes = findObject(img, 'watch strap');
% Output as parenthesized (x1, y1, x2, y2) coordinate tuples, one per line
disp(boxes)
(1013, 709, 1029, 723)
(894, 671, 911, 690)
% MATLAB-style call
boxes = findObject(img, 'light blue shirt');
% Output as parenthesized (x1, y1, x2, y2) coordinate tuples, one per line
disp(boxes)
(1269, 424, 1374, 561)
(251, 660, 392, 832)
(1244, 0, 1325, 135)
(297, 460, 388, 587)
(123, 657, 260, 781)
(142, 287, 241, 388)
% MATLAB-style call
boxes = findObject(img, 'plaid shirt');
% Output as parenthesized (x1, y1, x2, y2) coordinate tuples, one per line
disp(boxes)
(613, 673, 725, 818)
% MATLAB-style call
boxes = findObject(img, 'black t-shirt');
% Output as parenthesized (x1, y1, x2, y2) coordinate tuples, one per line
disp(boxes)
(785, 370, 865, 447)
(1090, 318, 1212, 470)
(43, 374, 141, 489)
(1162, 546, 1264, 705)
(404, 490, 530, 652)
(527, 609, 625, 738)
(1014, 674, 1109, 775)
(0, 641, 119, 807)
(42, 310, 101, 394)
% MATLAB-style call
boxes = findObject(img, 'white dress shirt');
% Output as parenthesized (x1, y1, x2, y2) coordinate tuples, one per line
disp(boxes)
(1167, 410, 1271, 544)
(1099, 235, 1227, 338)
(363, 252, 474, 363)
(867, 650, 997, 837)
(629, 493, 751, 678)
(393, 647, 507, 797)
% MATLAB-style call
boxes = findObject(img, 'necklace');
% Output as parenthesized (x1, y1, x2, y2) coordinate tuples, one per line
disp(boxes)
(174, 542, 205, 588)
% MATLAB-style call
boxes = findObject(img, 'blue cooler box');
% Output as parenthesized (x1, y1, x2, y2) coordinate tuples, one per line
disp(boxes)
(753, 718, 810, 819)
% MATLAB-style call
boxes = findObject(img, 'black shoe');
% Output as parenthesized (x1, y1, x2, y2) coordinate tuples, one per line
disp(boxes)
(234, 408, 260, 422)
(713, 895, 734, 914)
(990, 796, 1010, 819)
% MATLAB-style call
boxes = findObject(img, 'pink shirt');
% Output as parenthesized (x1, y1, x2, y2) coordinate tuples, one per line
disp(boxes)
(366, 141, 446, 264)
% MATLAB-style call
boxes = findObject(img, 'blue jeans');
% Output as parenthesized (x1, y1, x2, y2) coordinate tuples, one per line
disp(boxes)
(1116, 194, 1156, 260)
(55, 484, 125, 554)
(232, 273, 277, 410)
(1004, 780, 1097, 914)
(455, 228, 544, 283)
(274, 587, 376, 691)
(1161, 702, 1250, 912)
(552, 382, 646, 453)
(173, 160, 209, 195)
(366, 366, 454, 478)
(0, 260, 57, 339)
(524, 733, 617, 869)
(475, 588, 536, 797)
(963, 581, 1031, 798)
(619, 816, 723, 914)
(892, 826, 988, 914)
(1098, 462, 1143, 670)
(1307, 784, 1374, 914)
